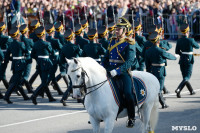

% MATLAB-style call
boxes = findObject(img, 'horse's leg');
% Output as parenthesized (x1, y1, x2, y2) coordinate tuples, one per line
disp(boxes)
(141, 103, 153, 133)
(104, 116, 116, 133)
(90, 116, 100, 133)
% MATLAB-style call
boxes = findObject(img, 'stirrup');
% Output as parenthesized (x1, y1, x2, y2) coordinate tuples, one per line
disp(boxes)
(126, 119, 135, 128)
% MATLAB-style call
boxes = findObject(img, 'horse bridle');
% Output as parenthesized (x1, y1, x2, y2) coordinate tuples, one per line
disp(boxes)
(71, 67, 107, 96)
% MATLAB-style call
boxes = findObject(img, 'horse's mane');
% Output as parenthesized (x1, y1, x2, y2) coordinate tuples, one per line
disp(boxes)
(76, 57, 107, 74)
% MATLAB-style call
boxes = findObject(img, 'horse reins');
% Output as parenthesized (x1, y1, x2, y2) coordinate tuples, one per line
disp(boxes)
(71, 67, 108, 96)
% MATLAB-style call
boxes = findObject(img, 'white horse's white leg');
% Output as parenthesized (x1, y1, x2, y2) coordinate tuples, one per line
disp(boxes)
(141, 103, 153, 133)
(104, 116, 116, 133)
(90, 116, 100, 133)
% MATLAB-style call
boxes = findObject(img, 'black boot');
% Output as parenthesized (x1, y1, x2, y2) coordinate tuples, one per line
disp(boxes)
(126, 100, 135, 128)
(18, 86, 30, 100)
(2, 79, 9, 89)
(29, 71, 39, 86)
(186, 81, 195, 95)
(60, 83, 72, 106)
(4, 83, 16, 104)
(0, 91, 4, 99)
(51, 80, 63, 95)
(163, 86, 170, 94)
(24, 80, 33, 93)
(175, 79, 187, 98)
(45, 87, 56, 102)
(159, 93, 168, 109)
(31, 85, 44, 105)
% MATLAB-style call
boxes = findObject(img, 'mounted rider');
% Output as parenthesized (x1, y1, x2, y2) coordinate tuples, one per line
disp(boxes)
(102, 17, 137, 128)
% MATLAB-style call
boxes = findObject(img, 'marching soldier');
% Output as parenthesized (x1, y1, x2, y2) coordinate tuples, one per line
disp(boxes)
(54, 22, 65, 46)
(144, 25, 171, 94)
(54, 22, 68, 87)
(145, 32, 176, 108)
(82, 29, 106, 63)
(98, 26, 109, 50)
(0, 22, 12, 89)
(75, 24, 90, 50)
(28, 20, 41, 89)
(59, 29, 83, 106)
(81, 20, 89, 39)
(108, 22, 116, 39)
(19, 24, 34, 93)
(134, 21, 147, 71)
(175, 24, 199, 98)
(31, 26, 56, 105)
(29, 20, 40, 42)
(4, 27, 29, 104)
(102, 17, 137, 128)
(45, 24, 63, 95)
(125, 27, 141, 70)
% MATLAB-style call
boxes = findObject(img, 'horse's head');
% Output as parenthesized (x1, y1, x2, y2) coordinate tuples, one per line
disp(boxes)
(66, 58, 89, 98)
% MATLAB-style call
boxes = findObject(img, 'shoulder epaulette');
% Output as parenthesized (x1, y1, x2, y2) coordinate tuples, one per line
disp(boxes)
(125, 38, 136, 45)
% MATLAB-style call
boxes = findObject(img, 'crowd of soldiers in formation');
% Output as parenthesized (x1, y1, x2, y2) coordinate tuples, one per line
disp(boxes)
(0, 16, 199, 109)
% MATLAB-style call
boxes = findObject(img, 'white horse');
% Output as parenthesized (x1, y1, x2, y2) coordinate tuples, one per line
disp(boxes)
(66, 57, 160, 133)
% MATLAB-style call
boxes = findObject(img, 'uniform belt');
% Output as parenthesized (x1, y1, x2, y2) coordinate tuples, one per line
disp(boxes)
(152, 63, 165, 66)
(1, 49, 7, 52)
(55, 52, 59, 55)
(13, 56, 24, 60)
(38, 56, 49, 59)
(109, 59, 124, 63)
(95, 58, 101, 62)
(182, 52, 193, 55)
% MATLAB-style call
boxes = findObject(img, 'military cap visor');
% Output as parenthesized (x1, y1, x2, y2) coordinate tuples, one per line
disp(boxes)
(149, 32, 159, 43)
(180, 24, 190, 34)
(81, 20, 89, 29)
(75, 24, 83, 35)
(19, 24, 28, 34)
(54, 22, 64, 32)
(148, 25, 158, 34)
(116, 17, 131, 28)
(35, 26, 46, 38)
(0, 22, 6, 32)
(88, 29, 98, 40)
(64, 29, 74, 41)
(98, 26, 108, 37)
(9, 27, 20, 38)
(45, 24, 55, 34)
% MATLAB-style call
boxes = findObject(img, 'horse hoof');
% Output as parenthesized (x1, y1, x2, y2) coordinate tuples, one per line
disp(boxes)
(126, 119, 135, 128)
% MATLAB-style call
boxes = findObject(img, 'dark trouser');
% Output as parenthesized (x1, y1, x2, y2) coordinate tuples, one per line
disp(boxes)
(22, 61, 33, 93)
(55, 73, 68, 86)
(176, 63, 194, 95)
(61, 76, 71, 101)
(49, 62, 63, 95)
(0, 61, 9, 88)
(4, 70, 28, 101)
(137, 60, 145, 71)
(29, 70, 40, 86)
(32, 69, 54, 101)
(0, 91, 3, 99)
(120, 73, 135, 120)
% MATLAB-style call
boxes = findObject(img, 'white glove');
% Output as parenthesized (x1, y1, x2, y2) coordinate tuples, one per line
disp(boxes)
(110, 70, 117, 77)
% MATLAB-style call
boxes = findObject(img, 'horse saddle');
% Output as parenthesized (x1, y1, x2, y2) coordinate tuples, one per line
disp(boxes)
(108, 75, 147, 115)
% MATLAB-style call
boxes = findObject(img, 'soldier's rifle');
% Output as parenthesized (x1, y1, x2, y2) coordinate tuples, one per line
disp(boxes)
(39, 10, 44, 27)
(78, 9, 81, 24)
(3, 8, 8, 35)
(71, 9, 75, 32)
(105, 9, 108, 28)
(84, 5, 87, 21)
(94, 11, 98, 43)
(63, 12, 65, 32)
(132, 10, 135, 38)
(113, 6, 116, 24)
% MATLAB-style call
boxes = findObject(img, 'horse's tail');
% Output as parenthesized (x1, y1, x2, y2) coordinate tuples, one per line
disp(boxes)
(149, 95, 159, 130)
